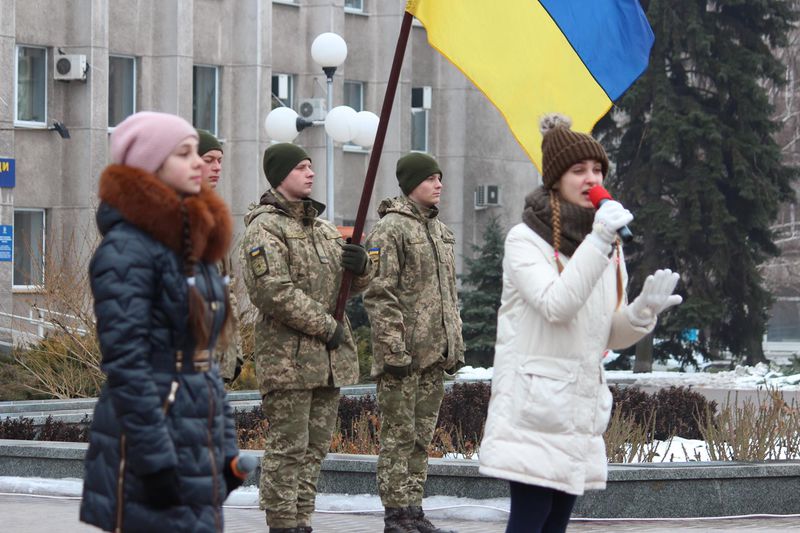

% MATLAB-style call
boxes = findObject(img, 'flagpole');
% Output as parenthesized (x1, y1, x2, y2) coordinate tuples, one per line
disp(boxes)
(334, 10, 414, 321)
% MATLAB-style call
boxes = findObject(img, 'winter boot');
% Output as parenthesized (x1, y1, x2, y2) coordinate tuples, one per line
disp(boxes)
(407, 505, 457, 533)
(384, 506, 421, 533)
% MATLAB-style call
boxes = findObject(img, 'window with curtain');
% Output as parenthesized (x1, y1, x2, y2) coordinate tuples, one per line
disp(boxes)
(108, 55, 136, 128)
(344, 0, 364, 12)
(16, 46, 47, 124)
(13, 209, 45, 288)
(193, 65, 219, 134)
(411, 86, 429, 152)
(271, 73, 294, 109)
(344, 80, 365, 148)
(344, 80, 364, 112)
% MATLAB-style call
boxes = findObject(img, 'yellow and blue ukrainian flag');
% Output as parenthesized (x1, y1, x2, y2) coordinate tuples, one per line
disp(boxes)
(405, 0, 654, 171)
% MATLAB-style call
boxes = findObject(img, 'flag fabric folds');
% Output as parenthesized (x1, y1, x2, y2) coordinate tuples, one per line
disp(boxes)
(405, 0, 654, 172)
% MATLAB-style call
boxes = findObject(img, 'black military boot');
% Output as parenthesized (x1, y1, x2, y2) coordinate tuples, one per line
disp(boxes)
(297, 527, 312, 533)
(268, 528, 299, 533)
(384, 506, 421, 533)
(407, 505, 457, 533)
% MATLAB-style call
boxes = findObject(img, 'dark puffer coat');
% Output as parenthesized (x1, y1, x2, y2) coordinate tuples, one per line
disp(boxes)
(79, 164, 239, 533)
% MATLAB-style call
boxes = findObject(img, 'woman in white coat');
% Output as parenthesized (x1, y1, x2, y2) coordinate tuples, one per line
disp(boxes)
(479, 114, 682, 533)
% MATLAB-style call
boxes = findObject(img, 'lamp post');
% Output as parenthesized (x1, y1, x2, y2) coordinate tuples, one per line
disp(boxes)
(312, 33, 347, 223)
(263, 32, 379, 224)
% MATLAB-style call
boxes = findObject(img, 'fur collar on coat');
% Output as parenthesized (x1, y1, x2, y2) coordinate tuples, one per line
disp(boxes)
(98, 164, 232, 263)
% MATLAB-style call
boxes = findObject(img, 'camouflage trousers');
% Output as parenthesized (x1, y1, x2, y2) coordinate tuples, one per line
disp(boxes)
(260, 387, 340, 529)
(376, 365, 445, 507)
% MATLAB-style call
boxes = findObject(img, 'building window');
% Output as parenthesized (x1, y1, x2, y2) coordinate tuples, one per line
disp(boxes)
(343, 80, 365, 148)
(15, 46, 47, 125)
(13, 209, 45, 288)
(411, 86, 430, 152)
(108, 55, 136, 128)
(271, 73, 294, 109)
(344, 0, 364, 12)
(193, 65, 219, 135)
(766, 298, 800, 342)
(344, 80, 364, 112)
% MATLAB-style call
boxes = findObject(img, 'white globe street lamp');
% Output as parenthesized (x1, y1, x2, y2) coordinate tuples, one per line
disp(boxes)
(310, 33, 348, 71)
(263, 107, 303, 142)
(352, 111, 380, 149)
(313, 32, 348, 223)
(324, 105, 359, 143)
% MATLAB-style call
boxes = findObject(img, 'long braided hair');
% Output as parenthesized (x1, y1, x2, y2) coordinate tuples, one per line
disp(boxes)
(550, 190, 565, 273)
(181, 201, 231, 350)
(549, 190, 624, 309)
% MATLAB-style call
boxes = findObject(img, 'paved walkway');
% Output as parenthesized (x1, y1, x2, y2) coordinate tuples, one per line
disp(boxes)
(1, 494, 799, 532)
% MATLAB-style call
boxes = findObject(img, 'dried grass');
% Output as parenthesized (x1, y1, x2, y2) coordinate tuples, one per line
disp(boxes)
(11, 233, 103, 399)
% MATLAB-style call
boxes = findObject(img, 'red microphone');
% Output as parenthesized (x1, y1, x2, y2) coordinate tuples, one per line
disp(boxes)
(587, 185, 634, 243)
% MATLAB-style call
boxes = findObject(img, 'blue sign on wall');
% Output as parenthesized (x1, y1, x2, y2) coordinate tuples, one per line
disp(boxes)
(0, 225, 11, 262)
(0, 158, 15, 188)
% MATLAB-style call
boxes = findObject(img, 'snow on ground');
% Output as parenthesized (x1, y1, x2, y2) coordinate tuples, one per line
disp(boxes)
(0, 477, 510, 521)
(455, 361, 800, 390)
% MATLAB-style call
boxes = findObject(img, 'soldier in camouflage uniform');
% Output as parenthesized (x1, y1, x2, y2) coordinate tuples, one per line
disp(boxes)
(197, 129, 243, 383)
(239, 143, 372, 533)
(363, 153, 465, 533)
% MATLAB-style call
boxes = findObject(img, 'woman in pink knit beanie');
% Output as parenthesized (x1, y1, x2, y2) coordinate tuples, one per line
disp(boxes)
(80, 111, 246, 532)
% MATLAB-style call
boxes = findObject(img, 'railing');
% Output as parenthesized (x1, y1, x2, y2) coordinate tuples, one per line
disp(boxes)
(0, 308, 89, 348)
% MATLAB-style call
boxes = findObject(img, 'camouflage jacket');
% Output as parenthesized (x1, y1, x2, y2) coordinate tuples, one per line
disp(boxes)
(363, 196, 464, 376)
(215, 256, 243, 383)
(240, 189, 372, 393)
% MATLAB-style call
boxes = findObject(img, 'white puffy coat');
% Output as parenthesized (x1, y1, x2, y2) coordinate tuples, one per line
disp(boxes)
(478, 223, 653, 495)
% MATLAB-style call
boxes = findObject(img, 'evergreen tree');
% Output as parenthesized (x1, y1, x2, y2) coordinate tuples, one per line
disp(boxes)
(597, 0, 798, 367)
(459, 217, 504, 367)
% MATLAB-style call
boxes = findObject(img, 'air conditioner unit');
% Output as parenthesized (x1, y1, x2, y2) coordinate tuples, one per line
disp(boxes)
(474, 184, 501, 209)
(54, 54, 87, 81)
(298, 98, 327, 121)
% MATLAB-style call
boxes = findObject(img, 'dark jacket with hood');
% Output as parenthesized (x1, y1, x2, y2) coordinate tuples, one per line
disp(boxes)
(79, 164, 239, 533)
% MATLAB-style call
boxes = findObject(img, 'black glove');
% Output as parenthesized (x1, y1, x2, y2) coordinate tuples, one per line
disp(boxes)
(341, 243, 368, 275)
(383, 363, 413, 378)
(326, 321, 346, 351)
(223, 456, 245, 496)
(141, 467, 181, 509)
(232, 357, 243, 382)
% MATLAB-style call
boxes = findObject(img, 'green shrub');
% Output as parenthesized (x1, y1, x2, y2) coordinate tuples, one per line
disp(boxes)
(0, 359, 50, 401)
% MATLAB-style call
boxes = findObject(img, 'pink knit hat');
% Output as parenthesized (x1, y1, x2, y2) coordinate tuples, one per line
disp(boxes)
(110, 111, 198, 174)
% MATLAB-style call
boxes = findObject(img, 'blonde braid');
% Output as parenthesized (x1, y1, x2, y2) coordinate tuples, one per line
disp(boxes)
(550, 190, 564, 273)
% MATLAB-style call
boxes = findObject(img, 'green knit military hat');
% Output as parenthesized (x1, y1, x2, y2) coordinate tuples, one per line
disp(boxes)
(197, 129, 223, 156)
(263, 143, 311, 188)
(539, 113, 608, 189)
(396, 152, 443, 195)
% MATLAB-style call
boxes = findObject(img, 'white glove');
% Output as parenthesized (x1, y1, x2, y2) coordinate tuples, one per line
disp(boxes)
(626, 269, 683, 327)
(585, 200, 634, 254)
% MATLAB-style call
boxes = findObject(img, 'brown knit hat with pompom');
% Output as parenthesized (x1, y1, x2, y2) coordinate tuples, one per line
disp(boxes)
(540, 113, 608, 189)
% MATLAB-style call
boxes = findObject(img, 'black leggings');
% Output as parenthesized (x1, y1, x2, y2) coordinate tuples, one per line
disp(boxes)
(505, 481, 577, 533)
